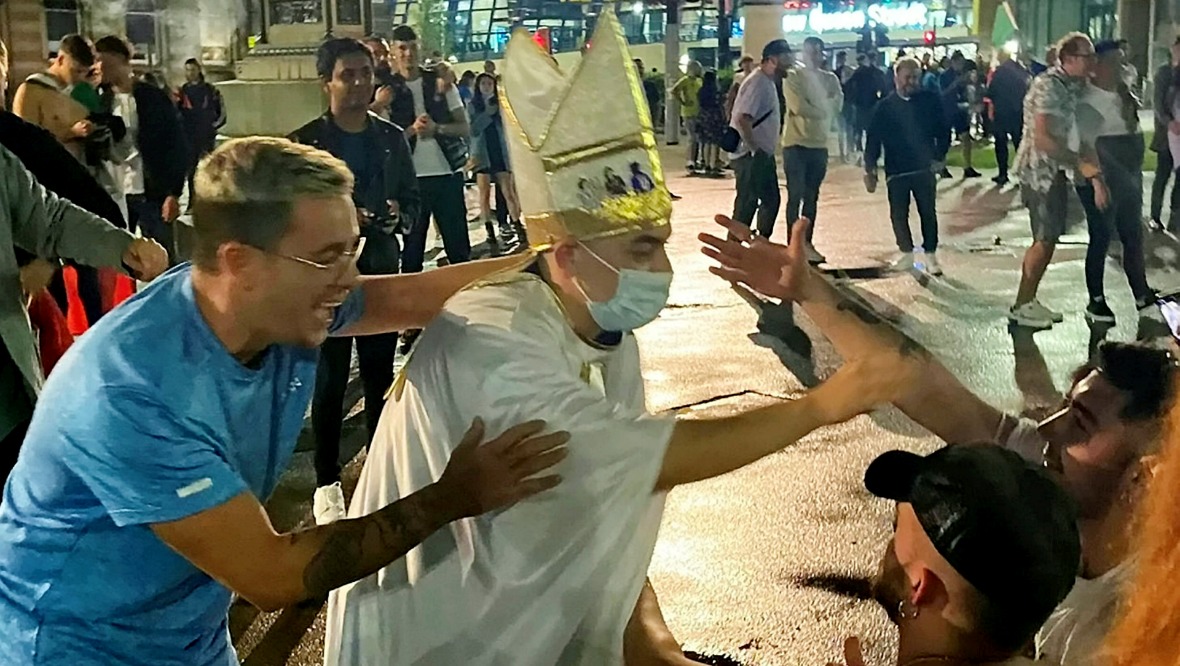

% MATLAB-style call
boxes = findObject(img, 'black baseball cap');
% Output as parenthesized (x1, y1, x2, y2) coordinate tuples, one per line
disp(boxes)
(865, 444, 1080, 644)
(762, 39, 793, 60)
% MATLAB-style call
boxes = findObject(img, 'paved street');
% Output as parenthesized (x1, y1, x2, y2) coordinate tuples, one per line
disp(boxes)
(230, 146, 1180, 666)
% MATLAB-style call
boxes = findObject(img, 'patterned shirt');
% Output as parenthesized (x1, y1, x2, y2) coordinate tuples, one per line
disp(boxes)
(1014, 67, 1085, 192)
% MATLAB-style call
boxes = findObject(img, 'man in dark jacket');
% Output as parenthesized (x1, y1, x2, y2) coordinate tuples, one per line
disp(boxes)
(178, 58, 224, 211)
(95, 35, 188, 264)
(846, 53, 887, 162)
(987, 49, 1031, 185)
(865, 57, 950, 275)
(1150, 37, 1180, 231)
(290, 37, 421, 524)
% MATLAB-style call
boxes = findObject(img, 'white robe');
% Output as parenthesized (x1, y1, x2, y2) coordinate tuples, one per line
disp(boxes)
(325, 274, 675, 666)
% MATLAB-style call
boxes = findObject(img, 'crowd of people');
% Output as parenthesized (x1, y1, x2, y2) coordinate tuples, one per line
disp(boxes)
(1, 9, 1180, 666)
(721, 31, 1171, 331)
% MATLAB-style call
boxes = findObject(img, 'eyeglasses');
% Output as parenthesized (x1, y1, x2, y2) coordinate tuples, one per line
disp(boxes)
(266, 236, 366, 273)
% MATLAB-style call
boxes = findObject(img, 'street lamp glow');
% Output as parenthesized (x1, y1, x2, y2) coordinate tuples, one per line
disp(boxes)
(1004, 39, 1020, 54)
(632, 1, 644, 16)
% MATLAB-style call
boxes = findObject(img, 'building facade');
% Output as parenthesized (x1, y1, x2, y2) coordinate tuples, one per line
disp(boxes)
(0, 0, 249, 96)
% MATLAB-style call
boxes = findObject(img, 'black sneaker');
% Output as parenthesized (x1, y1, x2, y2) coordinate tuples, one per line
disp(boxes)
(1147, 217, 1165, 232)
(1085, 299, 1117, 325)
(1136, 290, 1161, 313)
(964, 168, 983, 179)
(992, 175, 1009, 186)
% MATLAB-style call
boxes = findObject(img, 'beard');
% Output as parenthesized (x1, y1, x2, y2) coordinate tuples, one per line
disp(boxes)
(871, 545, 910, 625)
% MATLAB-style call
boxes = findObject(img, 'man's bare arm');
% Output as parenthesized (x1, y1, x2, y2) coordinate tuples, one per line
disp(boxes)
(657, 348, 914, 490)
(152, 421, 568, 611)
(337, 254, 530, 337)
(699, 216, 1003, 446)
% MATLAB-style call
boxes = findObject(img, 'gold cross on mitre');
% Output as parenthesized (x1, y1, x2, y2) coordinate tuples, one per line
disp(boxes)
(499, 7, 673, 252)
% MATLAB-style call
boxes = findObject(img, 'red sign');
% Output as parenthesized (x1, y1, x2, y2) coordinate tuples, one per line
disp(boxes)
(533, 27, 551, 53)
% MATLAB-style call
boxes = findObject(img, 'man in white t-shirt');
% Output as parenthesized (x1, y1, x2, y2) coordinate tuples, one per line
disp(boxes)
(387, 25, 471, 278)
(702, 217, 1178, 666)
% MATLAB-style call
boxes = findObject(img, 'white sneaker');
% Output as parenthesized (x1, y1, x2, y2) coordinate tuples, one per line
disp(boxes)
(1009, 302, 1055, 329)
(917, 251, 943, 276)
(889, 252, 916, 272)
(313, 482, 346, 526)
(1025, 299, 1065, 323)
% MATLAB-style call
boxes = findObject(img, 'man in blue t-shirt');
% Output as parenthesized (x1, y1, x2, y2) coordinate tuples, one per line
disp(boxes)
(0, 137, 569, 666)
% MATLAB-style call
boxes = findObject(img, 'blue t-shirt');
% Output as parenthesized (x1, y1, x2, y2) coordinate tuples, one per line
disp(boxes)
(0, 265, 364, 666)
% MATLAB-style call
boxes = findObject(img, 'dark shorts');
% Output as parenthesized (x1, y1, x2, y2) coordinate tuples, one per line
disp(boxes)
(1021, 171, 1070, 243)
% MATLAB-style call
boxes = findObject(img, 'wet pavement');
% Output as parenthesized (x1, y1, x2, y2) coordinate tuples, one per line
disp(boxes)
(231, 147, 1180, 665)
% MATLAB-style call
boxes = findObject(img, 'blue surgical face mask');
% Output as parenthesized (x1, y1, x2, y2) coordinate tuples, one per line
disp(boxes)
(574, 243, 672, 333)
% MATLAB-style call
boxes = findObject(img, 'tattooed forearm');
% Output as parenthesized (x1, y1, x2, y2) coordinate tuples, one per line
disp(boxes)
(832, 295, 930, 360)
(835, 297, 886, 326)
(295, 483, 458, 599)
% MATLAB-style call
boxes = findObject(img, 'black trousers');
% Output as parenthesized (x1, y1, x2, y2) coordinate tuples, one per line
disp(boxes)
(886, 171, 939, 253)
(310, 334, 399, 486)
(731, 151, 782, 239)
(185, 134, 216, 207)
(993, 121, 1022, 179)
(1078, 134, 1152, 303)
(783, 146, 828, 241)
(403, 174, 470, 273)
(48, 263, 104, 328)
(1150, 148, 1180, 223)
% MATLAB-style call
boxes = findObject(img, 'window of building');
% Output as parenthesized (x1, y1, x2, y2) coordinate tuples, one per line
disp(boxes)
(126, 0, 159, 63)
(337, 0, 363, 25)
(44, 0, 80, 54)
(386, 0, 673, 61)
(1084, 0, 1117, 41)
(270, 0, 325, 25)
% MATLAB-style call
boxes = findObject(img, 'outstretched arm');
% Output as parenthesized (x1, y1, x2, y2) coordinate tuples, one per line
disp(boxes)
(336, 254, 532, 336)
(699, 216, 1003, 445)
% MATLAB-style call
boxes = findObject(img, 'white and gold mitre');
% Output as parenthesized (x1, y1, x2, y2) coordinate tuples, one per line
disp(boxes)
(500, 8, 672, 251)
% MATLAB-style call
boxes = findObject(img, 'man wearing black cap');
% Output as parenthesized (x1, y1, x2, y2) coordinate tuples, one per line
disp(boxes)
(702, 216, 1176, 666)
(843, 444, 1080, 666)
(728, 39, 794, 239)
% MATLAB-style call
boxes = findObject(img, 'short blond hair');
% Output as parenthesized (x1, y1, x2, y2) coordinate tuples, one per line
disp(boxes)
(191, 137, 354, 270)
(1057, 32, 1092, 58)
(894, 56, 922, 74)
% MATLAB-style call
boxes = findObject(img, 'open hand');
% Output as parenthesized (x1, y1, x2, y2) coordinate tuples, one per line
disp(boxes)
(374, 85, 394, 108)
(438, 418, 570, 518)
(122, 237, 168, 281)
(807, 348, 919, 426)
(1093, 179, 1110, 211)
(699, 215, 814, 302)
(162, 196, 181, 223)
(826, 637, 867, 666)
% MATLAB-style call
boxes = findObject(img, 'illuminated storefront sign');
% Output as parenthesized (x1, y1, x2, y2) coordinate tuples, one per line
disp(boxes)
(781, 2, 929, 33)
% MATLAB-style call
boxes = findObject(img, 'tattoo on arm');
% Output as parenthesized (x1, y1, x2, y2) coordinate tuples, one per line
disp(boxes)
(295, 485, 453, 599)
(836, 296, 886, 326)
(834, 296, 929, 360)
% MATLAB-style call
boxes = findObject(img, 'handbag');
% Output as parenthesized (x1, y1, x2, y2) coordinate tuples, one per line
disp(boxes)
(719, 108, 774, 154)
